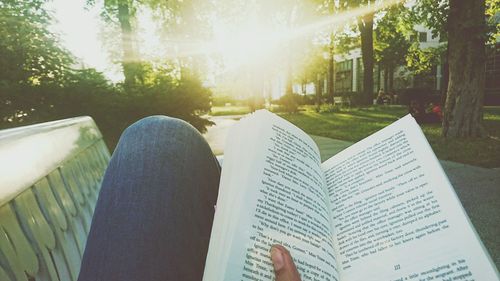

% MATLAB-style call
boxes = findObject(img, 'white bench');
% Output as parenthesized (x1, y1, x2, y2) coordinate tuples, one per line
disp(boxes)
(0, 117, 110, 281)
(333, 96, 351, 107)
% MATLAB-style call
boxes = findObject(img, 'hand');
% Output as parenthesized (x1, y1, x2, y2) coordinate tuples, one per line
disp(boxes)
(270, 245, 302, 281)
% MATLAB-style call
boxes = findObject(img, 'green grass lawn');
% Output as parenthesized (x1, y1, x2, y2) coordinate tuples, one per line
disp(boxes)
(210, 105, 252, 116)
(279, 105, 500, 168)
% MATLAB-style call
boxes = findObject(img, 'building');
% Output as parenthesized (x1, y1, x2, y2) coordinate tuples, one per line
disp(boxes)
(330, 24, 500, 104)
(333, 25, 443, 95)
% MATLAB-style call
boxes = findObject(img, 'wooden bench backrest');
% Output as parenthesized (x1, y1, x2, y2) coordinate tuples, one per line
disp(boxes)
(0, 117, 110, 281)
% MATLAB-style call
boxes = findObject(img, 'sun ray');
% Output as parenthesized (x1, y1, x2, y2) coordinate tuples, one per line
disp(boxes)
(153, 0, 404, 71)
(286, 0, 405, 41)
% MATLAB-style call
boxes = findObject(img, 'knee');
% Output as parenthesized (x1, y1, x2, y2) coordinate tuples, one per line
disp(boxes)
(117, 115, 206, 155)
(125, 115, 196, 136)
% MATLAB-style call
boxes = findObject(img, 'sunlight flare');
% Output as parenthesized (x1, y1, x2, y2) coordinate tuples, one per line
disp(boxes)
(156, 0, 404, 70)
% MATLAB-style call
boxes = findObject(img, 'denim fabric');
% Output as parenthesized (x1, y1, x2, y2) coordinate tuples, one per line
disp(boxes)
(78, 116, 220, 281)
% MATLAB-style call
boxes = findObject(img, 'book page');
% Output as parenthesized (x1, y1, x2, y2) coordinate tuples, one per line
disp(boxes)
(203, 110, 340, 281)
(203, 117, 251, 280)
(322, 115, 499, 281)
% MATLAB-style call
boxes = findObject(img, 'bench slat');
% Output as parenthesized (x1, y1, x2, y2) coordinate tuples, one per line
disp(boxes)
(0, 204, 39, 281)
(0, 117, 110, 280)
(35, 178, 81, 281)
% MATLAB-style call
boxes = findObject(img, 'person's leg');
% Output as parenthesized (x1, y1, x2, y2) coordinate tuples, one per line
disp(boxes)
(78, 116, 220, 281)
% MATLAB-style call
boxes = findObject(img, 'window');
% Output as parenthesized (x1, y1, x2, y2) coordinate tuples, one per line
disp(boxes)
(335, 59, 353, 92)
(485, 43, 500, 93)
(419, 32, 427, 42)
(357, 58, 364, 92)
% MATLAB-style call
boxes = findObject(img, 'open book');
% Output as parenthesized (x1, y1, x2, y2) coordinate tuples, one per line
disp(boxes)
(203, 110, 499, 281)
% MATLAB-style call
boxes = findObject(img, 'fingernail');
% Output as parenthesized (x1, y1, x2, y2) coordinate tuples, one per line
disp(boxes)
(270, 246, 285, 271)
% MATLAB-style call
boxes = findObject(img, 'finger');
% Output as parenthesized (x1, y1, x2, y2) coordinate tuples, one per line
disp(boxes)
(270, 245, 301, 281)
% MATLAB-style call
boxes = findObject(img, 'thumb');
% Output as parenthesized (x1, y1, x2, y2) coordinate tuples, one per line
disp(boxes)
(270, 245, 301, 281)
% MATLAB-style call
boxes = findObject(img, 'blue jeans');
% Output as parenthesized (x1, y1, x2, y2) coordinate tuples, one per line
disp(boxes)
(78, 116, 221, 281)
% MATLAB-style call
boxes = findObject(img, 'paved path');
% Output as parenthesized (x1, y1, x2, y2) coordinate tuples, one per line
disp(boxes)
(204, 115, 500, 268)
(203, 116, 353, 158)
(203, 115, 242, 155)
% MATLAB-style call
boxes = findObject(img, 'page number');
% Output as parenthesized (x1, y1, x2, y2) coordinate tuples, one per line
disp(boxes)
(394, 264, 401, 270)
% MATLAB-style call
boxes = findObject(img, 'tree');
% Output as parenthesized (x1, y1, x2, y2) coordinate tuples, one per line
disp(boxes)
(338, 0, 377, 105)
(319, 1, 338, 104)
(88, 0, 185, 89)
(410, 0, 500, 137)
(279, 0, 316, 96)
(408, 0, 449, 102)
(443, 0, 488, 137)
(313, 0, 360, 104)
(374, 5, 411, 92)
(0, 0, 74, 124)
(405, 44, 445, 76)
(357, 11, 375, 104)
(309, 48, 328, 111)
(294, 45, 328, 102)
(91, 0, 156, 89)
(0, 0, 213, 150)
(327, 34, 335, 102)
(411, 0, 449, 40)
(0, 0, 73, 85)
(115, 0, 141, 88)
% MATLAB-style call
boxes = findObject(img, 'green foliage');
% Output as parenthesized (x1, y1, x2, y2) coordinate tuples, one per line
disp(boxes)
(276, 93, 301, 113)
(374, 5, 411, 69)
(0, 0, 73, 85)
(0, 0, 213, 150)
(294, 46, 329, 86)
(210, 105, 251, 116)
(212, 95, 238, 106)
(88, 0, 213, 77)
(405, 43, 446, 74)
(244, 96, 265, 112)
(409, 0, 497, 44)
(486, 0, 500, 45)
(410, 0, 449, 40)
(1, 67, 213, 149)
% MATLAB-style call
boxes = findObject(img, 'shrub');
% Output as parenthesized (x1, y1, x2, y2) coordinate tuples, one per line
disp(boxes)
(0, 68, 213, 151)
(245, 96, 265, 112)
(276, 93, 302, 113)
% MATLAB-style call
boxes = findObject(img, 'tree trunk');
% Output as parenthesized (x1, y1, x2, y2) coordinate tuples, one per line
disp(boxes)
(441, 46, 450, 106)
(117, 1, 138, 88)
(285, 58, 293, 95)
(286, 39, 293, 96)
(358, 13, 375, 105)
(332, 58, 336, 97)
(328, 38, 335, 104)
(443, 0, 486, 138)
(286, 68, 293, 96)
(383, 65, 389, 91)
(316, 74, 322, 112)
(388, 65, 394, 92)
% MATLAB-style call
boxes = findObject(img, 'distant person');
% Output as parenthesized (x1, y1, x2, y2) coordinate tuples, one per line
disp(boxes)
(376, 89, 386, 105)
(386, 90, 397, 104)
(392, 91, 398, 105)
(409, 99, 424, 123)
(432, 103, 443, 120)
(425, 102, 443, 123)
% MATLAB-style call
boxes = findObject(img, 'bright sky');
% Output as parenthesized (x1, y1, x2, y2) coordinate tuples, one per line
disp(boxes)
(45, 0, 123, 81)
